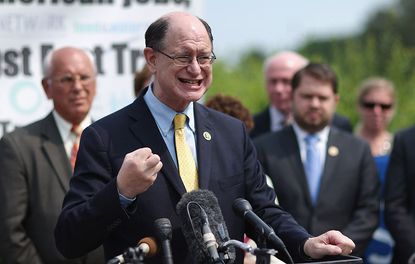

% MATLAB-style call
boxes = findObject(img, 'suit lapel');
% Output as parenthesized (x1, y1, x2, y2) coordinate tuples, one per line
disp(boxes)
(286, 127, 314, 207)
(128, 96, 187, 195)
(319, 129, 341, 196)
(194, 104, 213, 189)
(41, 113, 72, 192)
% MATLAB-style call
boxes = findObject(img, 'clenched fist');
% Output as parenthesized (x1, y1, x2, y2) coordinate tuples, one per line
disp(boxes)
(116, 147, 163, 198)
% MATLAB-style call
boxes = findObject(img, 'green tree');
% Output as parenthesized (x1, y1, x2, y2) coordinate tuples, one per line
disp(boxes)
(208, 0, 415, 132)
(208, 50, 267, 113)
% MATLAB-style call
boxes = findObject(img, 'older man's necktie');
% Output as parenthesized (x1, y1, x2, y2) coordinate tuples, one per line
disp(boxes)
(174, 114, 198, 192)
(70, 124, 82, 171)
(304, 134, 322, 205)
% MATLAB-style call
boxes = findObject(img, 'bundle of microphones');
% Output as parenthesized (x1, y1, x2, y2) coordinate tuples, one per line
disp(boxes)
(108, 190, 294, 264)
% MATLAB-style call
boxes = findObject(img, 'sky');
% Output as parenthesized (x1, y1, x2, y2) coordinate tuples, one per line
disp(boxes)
(203, 0, 396, 59)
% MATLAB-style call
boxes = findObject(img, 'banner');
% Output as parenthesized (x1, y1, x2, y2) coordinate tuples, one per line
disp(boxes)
(0, 0, 203, 136)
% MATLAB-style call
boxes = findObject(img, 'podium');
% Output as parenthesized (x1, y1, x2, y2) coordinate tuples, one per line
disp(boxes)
(296, 255, 362, 263)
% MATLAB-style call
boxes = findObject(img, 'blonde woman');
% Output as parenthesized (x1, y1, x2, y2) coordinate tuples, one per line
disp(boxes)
(356, 77, 396, 264)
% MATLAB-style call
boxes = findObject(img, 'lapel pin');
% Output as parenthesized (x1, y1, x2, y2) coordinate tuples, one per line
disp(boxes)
(328, 146, 339, 157)
(203, 131, 211, 141)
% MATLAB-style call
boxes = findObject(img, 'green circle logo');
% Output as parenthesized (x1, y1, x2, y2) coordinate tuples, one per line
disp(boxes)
(10, 81, 42, 114)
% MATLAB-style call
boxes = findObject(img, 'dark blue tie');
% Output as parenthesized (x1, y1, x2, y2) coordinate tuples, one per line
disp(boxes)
(304, 134, 322, 205)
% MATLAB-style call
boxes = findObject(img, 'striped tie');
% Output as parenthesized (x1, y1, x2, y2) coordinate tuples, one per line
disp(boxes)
(70, 125, 82, 171)
(174, 114, 198, 192)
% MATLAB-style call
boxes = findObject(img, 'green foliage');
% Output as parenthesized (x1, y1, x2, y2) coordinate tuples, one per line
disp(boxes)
(207, 0, 415, 132)
(298, 33, 415, 132)
(207, 50, 268, 114)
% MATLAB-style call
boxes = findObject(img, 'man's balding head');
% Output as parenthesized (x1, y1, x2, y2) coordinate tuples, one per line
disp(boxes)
(263, 51, 308, 115)
(264, 51, 308, 74)
(143, 11, 215, 112)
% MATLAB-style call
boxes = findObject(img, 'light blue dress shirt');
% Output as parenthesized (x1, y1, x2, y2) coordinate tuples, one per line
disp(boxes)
(118, 85, 198, 207)
(144, 85, 198, 167)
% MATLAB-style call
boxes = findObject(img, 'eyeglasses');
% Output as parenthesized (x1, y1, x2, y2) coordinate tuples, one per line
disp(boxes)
(155, 49, 216, 67)
(361, 101, 393, 110)
(50, 74, 95, 87)
(268, 78, 291, 86)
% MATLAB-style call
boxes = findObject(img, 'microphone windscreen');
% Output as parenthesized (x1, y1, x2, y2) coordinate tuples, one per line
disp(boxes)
(176, 189, 235, 264)
(138, 237, 158, 257)
(154, 218, 172, 241)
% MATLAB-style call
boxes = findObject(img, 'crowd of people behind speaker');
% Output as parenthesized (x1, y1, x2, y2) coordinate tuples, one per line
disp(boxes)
(249, 51, 353, 139)
(254, 62, 380, 257)
(0, 12, 414, 263)
(205, 51, 413, 263)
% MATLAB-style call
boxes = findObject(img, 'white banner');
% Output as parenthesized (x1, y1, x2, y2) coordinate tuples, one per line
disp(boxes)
(0, 0, 204, 136)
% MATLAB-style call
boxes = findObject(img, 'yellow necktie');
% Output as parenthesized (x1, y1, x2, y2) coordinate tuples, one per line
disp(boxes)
(174, 114, 198, 192)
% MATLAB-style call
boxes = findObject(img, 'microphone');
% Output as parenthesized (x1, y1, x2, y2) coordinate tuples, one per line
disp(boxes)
(176, 189, 236, 264)
(196, 201, 221, 261)
(136, 237, 158, 257)
(154, 218, 174, 264)
(233, 198, 293, 264)
(107, 237, 157, 264)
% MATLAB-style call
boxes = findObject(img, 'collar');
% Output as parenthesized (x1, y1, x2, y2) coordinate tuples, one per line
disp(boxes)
(144, 84, 195, 137)
(292, 122, 330, 143)
(269, 106, 287, 131)
(52, 110, 92, 140)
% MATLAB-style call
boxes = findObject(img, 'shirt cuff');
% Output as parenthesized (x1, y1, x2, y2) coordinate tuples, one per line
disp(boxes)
(118, 191, 136, 208)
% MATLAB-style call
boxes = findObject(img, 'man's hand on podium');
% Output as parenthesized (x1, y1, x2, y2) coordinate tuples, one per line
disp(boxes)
(303, 230, 355, 259)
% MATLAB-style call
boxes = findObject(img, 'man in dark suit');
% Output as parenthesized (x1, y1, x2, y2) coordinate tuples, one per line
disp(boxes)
(0, 47, 104, 264)
(54, 12, 355, 264)
(254, 63, 379, 257)
(250, 51, 352, 139)
(385, 125, 415, 263)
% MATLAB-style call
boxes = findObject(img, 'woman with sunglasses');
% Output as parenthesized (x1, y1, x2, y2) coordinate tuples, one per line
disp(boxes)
(355, 77, 396, 264)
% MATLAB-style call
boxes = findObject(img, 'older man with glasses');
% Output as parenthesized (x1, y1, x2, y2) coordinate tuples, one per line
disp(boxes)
(0, 47, 104, 263)
(55, 12, 355, 264)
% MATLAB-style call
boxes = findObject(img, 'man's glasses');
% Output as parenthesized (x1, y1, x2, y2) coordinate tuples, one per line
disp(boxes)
(267, 78, 291, 86)
(155, 49, 216, 67)
(361, 101, 393, 110)
(50, 74, 95, 87)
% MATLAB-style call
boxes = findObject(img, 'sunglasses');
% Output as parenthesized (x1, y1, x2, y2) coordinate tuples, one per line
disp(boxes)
(361, 101, 393, 110)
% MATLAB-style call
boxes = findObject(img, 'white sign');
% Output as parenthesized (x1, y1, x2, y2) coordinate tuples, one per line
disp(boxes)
(0, 0, 204, 136)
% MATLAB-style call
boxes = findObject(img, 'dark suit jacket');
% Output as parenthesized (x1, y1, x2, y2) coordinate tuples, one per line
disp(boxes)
(0, 113, 104, 264)
(54, 94, 311, 264)
(250, 107, 353, 138)
(254, 126, 379, 256)
(385, 125, 415, 263)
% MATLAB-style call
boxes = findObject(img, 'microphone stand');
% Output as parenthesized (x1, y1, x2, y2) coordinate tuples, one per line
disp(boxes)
(255, 235, 271, 264)
(107, 247, 145, 264)
(220, 239, 277, 264)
